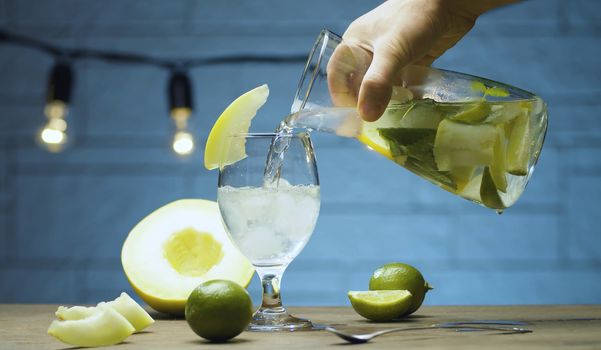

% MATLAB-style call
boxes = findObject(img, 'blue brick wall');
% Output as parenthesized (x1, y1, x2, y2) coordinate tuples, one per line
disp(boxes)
(1, 0, 600, 307)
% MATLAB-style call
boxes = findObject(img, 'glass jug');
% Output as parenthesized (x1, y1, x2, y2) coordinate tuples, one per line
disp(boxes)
(284, 29, 548, 211)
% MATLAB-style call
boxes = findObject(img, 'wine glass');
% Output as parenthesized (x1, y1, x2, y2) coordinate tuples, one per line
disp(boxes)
(217, 132, 320, 331)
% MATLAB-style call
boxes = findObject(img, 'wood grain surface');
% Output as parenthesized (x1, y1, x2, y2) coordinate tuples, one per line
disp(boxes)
(1, 305, 600, 349)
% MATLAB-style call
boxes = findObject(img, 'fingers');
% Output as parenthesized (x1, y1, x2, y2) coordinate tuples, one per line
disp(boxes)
(358, 41, 410, 121)
(327, 42, 371, 108)
(413, 54, 437, 67)
(357, 13, 447, 121)
(349, 1, 448, 121)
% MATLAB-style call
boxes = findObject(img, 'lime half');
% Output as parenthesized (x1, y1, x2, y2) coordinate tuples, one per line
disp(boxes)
(348, 290, 413, 321)
(369, 262, 432, 316)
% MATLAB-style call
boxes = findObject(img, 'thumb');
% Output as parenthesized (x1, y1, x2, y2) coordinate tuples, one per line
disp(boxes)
(358, 42, 410, 121)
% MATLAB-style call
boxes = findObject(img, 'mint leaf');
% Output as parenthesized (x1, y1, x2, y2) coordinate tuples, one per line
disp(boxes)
(471, 81, 510, 98)
(378, 128, 456, 190)
(486, 87, 510, 98)
(471, 81, 488, 95)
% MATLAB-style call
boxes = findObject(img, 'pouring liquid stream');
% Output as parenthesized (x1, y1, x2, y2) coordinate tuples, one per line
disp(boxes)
(262, 107, 357, 186)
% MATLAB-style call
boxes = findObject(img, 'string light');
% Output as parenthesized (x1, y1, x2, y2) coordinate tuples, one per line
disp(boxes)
(38, 61, 73, 153)
(172, 131, 195, 155)
(168, 70, 195, 156)
(0, 28, 306, 156)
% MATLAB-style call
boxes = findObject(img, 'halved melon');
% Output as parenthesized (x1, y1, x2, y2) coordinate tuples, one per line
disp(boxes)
(121, 199, 254, 315)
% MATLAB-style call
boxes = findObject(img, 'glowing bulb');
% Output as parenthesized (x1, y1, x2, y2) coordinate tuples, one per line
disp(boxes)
(172, 131, 194, 156)
(41, 127, 65, 144)
(38, 119, 68, 153)
(39, 114, 68, 152)
(38, 61, 73, 153)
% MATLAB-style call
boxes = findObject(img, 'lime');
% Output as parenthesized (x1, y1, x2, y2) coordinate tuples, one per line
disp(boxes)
(185, 280, 253, 342)
(348, 290, 413, 321)
(369, 263, 432, 316)
(357, 124, 394, 160)
(448, 102, 491, 123)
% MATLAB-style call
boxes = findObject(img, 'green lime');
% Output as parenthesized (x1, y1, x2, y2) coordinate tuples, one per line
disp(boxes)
(348, 290, 413, 321)
(185, 280, 253, 342)
(369, 263, 432, 316)
(448, 102, 491, 123)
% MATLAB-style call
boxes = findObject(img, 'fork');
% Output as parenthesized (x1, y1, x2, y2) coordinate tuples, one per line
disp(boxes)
(325, 321, 532, 344)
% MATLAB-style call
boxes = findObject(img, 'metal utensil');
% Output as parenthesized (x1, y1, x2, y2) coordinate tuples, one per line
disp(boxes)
(326, 321, 532, 344)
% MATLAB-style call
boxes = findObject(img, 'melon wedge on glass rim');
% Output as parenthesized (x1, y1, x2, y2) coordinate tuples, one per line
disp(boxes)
(204, 84, 269, 170)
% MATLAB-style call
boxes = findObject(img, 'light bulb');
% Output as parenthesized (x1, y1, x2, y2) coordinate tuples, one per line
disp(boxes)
(172, 131, 194, 156)
(38, 61, 73, 153)
(38, 117, 68, 153)
(41, 128, 65, 144)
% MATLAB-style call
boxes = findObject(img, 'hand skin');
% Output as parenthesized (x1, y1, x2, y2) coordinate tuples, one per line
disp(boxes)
(334, 0, 520, 121)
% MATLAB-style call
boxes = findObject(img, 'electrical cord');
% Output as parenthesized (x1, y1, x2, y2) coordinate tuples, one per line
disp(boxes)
(0, 28, 307, 69)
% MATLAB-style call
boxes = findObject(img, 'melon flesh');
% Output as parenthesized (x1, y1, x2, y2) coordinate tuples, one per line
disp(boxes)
(48, 307, 135, 347)
(434, 119, 497, 171)
(56, 292, 154, 332)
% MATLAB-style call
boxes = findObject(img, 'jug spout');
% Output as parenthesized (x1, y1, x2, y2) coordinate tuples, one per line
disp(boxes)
(283, 107, 362, 138)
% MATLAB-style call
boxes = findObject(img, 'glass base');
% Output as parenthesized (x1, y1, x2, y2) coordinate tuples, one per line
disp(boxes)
(248, 308, 316, 332)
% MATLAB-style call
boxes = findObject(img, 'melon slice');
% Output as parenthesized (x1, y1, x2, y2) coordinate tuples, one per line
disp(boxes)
(56, 292, 154, 332)
(490, 125, 508, 192)
(480, 166, 506, 209)
(433, 119, 497, 171)
(506, 110, 531, 176)
(48, 307, 134, 347)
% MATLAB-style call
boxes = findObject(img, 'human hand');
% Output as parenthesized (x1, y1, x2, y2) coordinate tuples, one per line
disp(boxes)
(329, 0, 517, 121)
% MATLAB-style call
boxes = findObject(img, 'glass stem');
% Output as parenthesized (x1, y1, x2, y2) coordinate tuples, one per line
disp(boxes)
(256, 266, 287, 314)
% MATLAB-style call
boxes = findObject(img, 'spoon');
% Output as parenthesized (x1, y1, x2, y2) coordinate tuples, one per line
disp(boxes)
(325, 321, 532, 344)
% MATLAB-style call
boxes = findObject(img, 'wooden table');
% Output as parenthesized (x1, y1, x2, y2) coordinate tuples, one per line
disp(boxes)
(1, 305, 600, 349)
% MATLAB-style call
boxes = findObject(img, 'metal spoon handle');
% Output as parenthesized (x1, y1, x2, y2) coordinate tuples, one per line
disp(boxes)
(369, 325, 436, 337)
(439, 324, 532, 334)
(370, 324, 531, 338)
